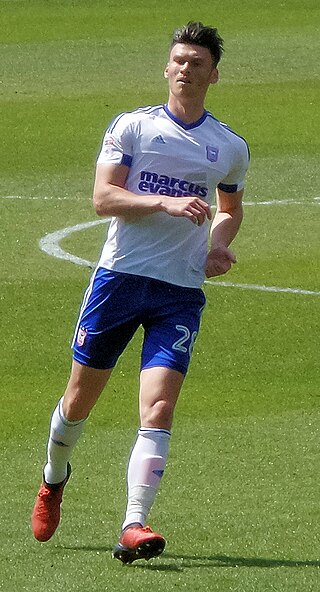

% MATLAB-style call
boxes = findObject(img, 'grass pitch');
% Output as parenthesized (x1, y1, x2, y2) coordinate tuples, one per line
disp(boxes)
(1, 1, 320, 590)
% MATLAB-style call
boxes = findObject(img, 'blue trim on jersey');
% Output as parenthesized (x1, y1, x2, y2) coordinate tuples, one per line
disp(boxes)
(205, 111, 220, 123)
(206, 113, 250, 160)
(217, 182, 239, 193)
(107, 105, 163, 134)
(219, 120, 250, 160)
(121, 154, 133, 167)
(164, 104, 208, 130)
(107, 112, 126, 134)
(134, 105, 163, 115)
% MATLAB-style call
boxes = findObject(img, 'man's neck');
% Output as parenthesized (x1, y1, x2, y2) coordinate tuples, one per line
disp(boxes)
(166, 96, 206, 125)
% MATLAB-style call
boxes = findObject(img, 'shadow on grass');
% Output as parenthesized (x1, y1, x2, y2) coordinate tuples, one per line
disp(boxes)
(59, 544, 320, 570)
(146, 553, 320, 570)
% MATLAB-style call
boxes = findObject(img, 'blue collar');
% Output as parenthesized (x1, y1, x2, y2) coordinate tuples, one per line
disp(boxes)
(163, 104, 208, 130)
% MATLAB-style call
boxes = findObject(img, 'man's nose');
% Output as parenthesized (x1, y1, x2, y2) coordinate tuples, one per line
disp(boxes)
(180, 61, 190, 72)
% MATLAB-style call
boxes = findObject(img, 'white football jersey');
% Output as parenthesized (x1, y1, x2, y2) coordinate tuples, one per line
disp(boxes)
(96, 104, 249, 288)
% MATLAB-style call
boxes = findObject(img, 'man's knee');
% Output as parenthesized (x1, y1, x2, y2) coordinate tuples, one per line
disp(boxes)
(141, 398, 175, 429)
(62, 364, 111, 422)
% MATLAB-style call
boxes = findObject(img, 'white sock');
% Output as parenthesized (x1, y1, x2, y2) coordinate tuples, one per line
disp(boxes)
(122, 427, 171, 531)
(44, 398, 86, 484)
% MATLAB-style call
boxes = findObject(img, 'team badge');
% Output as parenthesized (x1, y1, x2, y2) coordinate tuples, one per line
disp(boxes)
(77, 326, 87, 346)
(206, 145, 219, 162)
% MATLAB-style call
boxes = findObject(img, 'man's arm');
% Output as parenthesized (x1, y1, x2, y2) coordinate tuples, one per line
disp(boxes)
(205, 187, 244, 278)
(93, 163, 212, 224)
(93, 163, 164, 219)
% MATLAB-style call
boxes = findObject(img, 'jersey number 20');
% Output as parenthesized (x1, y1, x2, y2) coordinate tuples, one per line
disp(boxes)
(172, 325, 197, 356)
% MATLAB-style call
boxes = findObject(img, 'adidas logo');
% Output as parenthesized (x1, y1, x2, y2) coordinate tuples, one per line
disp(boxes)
(151, 135, 166, 144)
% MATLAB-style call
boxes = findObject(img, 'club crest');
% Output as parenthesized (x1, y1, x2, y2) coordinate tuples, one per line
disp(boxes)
(77, 326, 87, 346)
(206, 145, 219, 162)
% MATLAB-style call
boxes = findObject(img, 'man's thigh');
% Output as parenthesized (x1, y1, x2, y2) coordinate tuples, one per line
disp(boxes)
(141, 284, 206, 375)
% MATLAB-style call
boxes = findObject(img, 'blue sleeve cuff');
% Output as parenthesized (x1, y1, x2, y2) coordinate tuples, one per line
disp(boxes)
(217, 183, 238, 193)
(120, 154, 133, 167)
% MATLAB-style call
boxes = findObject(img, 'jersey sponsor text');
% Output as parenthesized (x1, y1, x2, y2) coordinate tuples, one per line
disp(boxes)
(138, 171, 208, 198)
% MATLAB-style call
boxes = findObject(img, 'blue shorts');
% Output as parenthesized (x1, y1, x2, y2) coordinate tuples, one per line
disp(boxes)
(72, 267, 206, 375)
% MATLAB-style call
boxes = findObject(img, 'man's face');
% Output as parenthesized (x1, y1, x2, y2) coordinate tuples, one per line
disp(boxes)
(164, 43, 218, 99)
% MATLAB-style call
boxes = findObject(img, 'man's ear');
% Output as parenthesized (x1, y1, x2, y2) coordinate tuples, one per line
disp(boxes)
(164, 63, 169, 79)
(210, 68, 219, 85)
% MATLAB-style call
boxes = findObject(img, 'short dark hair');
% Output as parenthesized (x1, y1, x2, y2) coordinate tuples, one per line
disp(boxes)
(171, 21, 224, 67)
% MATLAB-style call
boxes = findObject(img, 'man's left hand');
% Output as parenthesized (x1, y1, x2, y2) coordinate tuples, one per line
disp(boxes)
(205, 245, 237, 278)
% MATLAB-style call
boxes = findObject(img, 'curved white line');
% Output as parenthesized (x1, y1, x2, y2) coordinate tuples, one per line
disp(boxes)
(38, 217, 320, 297)
(39, 219, 108, 267)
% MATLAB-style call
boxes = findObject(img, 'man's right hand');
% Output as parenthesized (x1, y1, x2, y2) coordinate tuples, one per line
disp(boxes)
(161, 196, 212, 226)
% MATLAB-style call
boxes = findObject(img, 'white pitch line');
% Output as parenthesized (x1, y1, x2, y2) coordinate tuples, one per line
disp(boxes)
(2, 195, 319, 206)
(39, 219, 108, 268)
(244, 199, 305, 206)
(205, 279, 320, 297)
(39, 218, 320, 298)
(1, 195, 82, 201)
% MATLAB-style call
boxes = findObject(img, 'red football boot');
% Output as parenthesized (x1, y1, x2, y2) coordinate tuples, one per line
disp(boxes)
(31, 463, 71, 542)
(113, 525, 166, 564)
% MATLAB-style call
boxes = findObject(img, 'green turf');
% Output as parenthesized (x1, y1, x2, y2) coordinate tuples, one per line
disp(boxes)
(1, 0, 320, 590)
